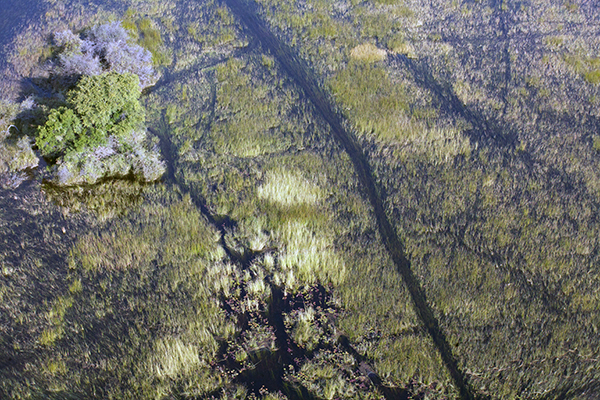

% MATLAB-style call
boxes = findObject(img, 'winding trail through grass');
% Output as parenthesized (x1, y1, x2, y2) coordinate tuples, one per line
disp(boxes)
(222, 0, 479, 398)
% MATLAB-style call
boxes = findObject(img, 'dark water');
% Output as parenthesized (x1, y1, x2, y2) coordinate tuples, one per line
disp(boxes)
(222, 0, 479, 399)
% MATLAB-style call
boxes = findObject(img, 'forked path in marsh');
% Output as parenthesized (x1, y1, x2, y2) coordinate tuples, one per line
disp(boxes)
(222, 0, 479, 399)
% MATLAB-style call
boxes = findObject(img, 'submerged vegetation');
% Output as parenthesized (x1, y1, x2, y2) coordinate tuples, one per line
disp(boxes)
(1, 0, 600, 399)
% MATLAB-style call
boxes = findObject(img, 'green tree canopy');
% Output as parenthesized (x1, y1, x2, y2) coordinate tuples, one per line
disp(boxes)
(37, 72, 144, 157)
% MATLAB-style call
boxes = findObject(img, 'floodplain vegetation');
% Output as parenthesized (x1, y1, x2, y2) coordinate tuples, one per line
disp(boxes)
(1, 0, 600, 399)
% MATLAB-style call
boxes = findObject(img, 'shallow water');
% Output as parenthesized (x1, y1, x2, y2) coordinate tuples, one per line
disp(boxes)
(0, 0, 43, 70)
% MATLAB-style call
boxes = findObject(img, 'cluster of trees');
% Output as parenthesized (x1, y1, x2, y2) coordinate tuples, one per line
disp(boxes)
(29, 22, 165, 185)
(36, 72, 144, 158)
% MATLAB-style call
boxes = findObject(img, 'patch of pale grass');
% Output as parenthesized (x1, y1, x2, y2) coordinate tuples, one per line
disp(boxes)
(247, 277, 268, 297)
(205, 262, 241, 297)
(367, 113, 471, 163)
(275, 221, 346, 289)
(350, 43, 387, 63)
(389, 41, 416, 58)
(257, 170, 322, 207)
(150, 338, 201, 379)
(290, 307, 319, 350)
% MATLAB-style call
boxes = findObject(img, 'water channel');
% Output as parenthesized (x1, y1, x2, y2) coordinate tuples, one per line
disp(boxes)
(221, 0, 479, 398)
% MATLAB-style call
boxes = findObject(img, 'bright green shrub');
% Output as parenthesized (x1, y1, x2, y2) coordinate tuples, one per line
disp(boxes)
(36, 107, 82, 156)
(68, 72, 144, 138)
(37, 72, 144, 157)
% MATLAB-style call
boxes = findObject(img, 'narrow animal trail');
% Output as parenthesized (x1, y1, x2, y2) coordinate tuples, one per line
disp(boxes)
(221, 0, 480, 399)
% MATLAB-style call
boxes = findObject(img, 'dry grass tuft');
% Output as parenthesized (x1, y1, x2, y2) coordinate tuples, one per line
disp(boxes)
(350, 43, 387, 63)
(150, 338, 201, 379)
(257, 170, 322, 207)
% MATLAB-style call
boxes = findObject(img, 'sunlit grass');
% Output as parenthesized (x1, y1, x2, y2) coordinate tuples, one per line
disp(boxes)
(275, 220, 346, 289)
(209, 57, 305, 158)
(350, 43, 387, 63)
(292, 351, 357, 399)
(56, 191, 238, 397)
(258, 169, 323, 207)
(150, 338, 201, 379)
(370, 334, 451, 388)
(289, 307, 320, 351)
(39, 327, 64, 347)
(563, 53, 600, 84)
(0, 100, 38, 174)
(70, 195, 222, 272)
(330, 61, 470, 162)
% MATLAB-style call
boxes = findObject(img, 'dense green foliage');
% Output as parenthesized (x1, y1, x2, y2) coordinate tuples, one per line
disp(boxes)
(35, 107, 82, 157)
(36, 72, 143, 158)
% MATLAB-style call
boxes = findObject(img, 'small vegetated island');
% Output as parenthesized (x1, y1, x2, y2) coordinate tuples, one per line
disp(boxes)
(2, 22, 164, 186)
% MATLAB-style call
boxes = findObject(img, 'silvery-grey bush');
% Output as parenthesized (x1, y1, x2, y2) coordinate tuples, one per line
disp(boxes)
(53, 129, 165, 186)
(55, 22, 159, 88)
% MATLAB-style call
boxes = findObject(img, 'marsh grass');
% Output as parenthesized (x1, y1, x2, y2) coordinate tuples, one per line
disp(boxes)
(71, 226, 156, 272)
(330, 61, 470, 162)
(0, 100, 19, 133)
(376, 152, 600, 396)
(150, 338, 201, 379)
(43, 180, 149, 221)
(287, 307, 320, 351)
(349, 43, 387, 63)
(257, 169, 323, 207)
(370, 334, 451, 388)
(388, 37, 415, 58)
(75, 0, 600, 397)
(289, 351, 357, 399)
(210, 57, 304, 157)
(383, 117, 472, 163)
(330, 61, 409, 129)
(163, 39, 452, 389)
(185, 4, 240, 49)
(46, 193, 240, 397)
(275, 220, 346, 289)
(121, 10, 172, 67)
(0, 100, 38, 174)
(563, 53, 600, 84)
(69, 7, 469, 395)
(39, 326, 65, 347)
(70, 194, 221, 272)
(38, 294, 74, 347)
